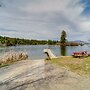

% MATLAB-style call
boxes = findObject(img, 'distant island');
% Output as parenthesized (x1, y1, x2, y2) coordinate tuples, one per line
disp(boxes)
(59, 42, 84, 46)
(59, 30, 84, 46)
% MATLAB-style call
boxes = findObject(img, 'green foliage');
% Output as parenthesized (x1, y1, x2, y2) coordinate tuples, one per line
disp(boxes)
(0, 36, 58, 46)
(60, 30, 67, 43)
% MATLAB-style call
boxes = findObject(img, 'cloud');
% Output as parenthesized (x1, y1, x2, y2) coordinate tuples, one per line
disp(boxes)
(79, 21, 90, 32)
(0, 0, 90, 41)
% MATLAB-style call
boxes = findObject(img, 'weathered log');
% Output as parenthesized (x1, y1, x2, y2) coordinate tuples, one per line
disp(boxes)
(44, 49, 57, 59)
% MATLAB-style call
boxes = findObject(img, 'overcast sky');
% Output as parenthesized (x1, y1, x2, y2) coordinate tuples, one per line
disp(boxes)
(0, 0, 90, 41)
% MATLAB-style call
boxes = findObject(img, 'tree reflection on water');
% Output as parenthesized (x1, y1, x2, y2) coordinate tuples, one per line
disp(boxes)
(60, 46, 67, 56)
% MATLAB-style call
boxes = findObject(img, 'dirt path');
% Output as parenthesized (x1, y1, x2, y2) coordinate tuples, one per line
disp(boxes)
(0, 60, 90, 90)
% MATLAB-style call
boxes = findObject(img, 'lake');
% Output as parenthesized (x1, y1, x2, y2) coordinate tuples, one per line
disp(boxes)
(0, 45, 90, 60)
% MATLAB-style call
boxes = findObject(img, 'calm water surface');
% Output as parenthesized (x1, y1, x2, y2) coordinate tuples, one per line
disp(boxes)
(0, 45, 90, 60)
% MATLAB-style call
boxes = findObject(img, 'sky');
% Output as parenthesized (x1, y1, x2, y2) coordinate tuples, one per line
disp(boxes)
(0, 0, 90, 41)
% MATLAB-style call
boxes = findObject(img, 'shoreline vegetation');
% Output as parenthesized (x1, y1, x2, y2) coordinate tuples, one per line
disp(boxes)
(0, 36, 58, 46)
(0, 36, 84, 47)
(0, 51, 28, 68)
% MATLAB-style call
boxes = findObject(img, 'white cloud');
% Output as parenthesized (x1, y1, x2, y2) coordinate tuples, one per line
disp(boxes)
(21, 0, 68, 12)
(21, 0, 84, 19)
(79, 21, 90, 32)
(0, 0, 90, 41)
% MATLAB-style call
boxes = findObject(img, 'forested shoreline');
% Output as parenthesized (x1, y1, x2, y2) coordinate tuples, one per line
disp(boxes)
(0, 33, 83, 47)
(0, 36, 58, 46)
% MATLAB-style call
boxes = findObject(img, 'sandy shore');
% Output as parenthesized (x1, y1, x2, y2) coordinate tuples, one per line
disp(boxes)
(0, 59, 90, 90)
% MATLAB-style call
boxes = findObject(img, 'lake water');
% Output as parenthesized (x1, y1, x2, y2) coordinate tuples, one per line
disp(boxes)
(0, 45, 90, 60)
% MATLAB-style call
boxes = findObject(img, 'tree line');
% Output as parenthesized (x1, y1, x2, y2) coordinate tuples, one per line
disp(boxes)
(0, 36, 58, 46)
(0, 30, 83, 46)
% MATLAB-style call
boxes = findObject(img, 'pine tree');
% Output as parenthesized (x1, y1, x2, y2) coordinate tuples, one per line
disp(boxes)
(60, 30, 67, 43)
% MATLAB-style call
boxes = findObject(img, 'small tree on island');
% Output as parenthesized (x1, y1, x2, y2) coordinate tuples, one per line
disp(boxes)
(60, 30, 67, 43)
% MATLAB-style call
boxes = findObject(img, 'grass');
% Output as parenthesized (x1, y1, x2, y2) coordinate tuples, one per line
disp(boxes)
(47, 56, 90, 75)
